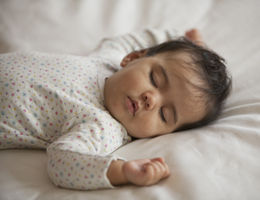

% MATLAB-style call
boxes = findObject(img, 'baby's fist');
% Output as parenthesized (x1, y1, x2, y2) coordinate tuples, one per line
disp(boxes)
(122, 157, 170, 186)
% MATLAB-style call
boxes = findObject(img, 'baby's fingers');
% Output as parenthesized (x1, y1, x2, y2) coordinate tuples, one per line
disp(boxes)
(143, 159, 170, 185)
(151, 158, 170, 177)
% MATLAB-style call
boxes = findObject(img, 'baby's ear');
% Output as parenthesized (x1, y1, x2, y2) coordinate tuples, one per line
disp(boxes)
(120, 49, 147, 67)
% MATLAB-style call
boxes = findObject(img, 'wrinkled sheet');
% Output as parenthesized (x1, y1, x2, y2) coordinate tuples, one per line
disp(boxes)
(0, 0, 260, 199)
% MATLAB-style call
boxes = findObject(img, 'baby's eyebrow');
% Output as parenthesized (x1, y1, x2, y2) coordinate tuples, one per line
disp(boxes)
(158, 64, 168, 84)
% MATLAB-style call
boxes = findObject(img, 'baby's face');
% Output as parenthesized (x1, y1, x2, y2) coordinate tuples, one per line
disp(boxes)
(104, 51, 207, 138)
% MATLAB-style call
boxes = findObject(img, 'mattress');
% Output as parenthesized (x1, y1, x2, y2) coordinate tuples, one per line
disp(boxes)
(0, 0, 260, 199)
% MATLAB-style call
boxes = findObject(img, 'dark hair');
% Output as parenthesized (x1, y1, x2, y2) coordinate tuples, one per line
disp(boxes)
(145, 37, 232, 131)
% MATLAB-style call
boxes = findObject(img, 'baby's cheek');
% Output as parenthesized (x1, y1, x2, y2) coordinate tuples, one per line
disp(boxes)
(134, 119, 159, 137)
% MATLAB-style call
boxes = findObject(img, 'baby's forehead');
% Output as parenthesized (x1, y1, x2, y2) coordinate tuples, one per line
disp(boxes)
(157, 50, 196, 66)
(158, 51, 208, 107)
(157, 50, 201, 80)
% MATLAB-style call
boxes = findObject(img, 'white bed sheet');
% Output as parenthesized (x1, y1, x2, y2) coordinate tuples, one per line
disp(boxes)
(0, 0, 260, 200)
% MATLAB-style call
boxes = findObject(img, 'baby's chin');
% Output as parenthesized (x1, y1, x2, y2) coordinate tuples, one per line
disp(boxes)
(127, 132, 142, 139)
(126, 126, 170, 139)
(124, 127, 149, 139)
(108, 110, 150, 138)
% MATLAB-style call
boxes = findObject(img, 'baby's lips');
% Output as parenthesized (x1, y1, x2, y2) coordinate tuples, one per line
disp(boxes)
(132, 99, 139, 114)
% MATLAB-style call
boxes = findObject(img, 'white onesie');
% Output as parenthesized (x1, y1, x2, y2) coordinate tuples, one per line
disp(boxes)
(0, 29, 177, 190)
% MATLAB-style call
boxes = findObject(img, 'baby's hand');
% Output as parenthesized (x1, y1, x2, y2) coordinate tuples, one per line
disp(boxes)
(122, 157, 170, 186)
(185, 28, 205, 46)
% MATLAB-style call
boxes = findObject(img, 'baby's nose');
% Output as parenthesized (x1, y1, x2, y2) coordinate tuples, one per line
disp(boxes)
(142, 92, 157, 110)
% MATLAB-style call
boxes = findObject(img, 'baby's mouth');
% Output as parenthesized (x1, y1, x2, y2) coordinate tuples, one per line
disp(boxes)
(126, 96, 139, 116)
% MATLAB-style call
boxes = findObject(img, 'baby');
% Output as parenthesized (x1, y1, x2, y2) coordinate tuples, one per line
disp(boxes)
(0, 29, 231, 190)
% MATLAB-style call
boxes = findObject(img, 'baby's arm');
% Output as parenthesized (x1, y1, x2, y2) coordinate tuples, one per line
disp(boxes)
(47, 134, 117, 190)
(90, 28, 178, 66)
(47, 122, 170, 190)
(107, 158, 170, 186)
(91, 28, 204, 68)
(46, 116, 129, 190)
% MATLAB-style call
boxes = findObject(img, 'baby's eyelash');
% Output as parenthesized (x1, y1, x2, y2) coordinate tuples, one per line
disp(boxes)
(149, 71, 157, 88)
(160, 108, 167, 123)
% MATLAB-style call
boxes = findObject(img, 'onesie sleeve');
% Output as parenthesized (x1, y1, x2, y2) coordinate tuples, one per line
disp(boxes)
(90, 28, 179, 68)
(46, 115, 130, 190)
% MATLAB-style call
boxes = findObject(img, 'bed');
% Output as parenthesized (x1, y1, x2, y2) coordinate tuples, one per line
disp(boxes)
(0, 0, 260, 199)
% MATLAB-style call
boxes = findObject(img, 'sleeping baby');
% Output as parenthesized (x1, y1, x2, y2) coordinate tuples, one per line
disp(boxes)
(0, 29, 231, 190)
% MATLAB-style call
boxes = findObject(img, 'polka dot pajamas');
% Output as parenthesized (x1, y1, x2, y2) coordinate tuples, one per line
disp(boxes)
(0, 28, 177, 190)
(0, 51, 131, 189)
